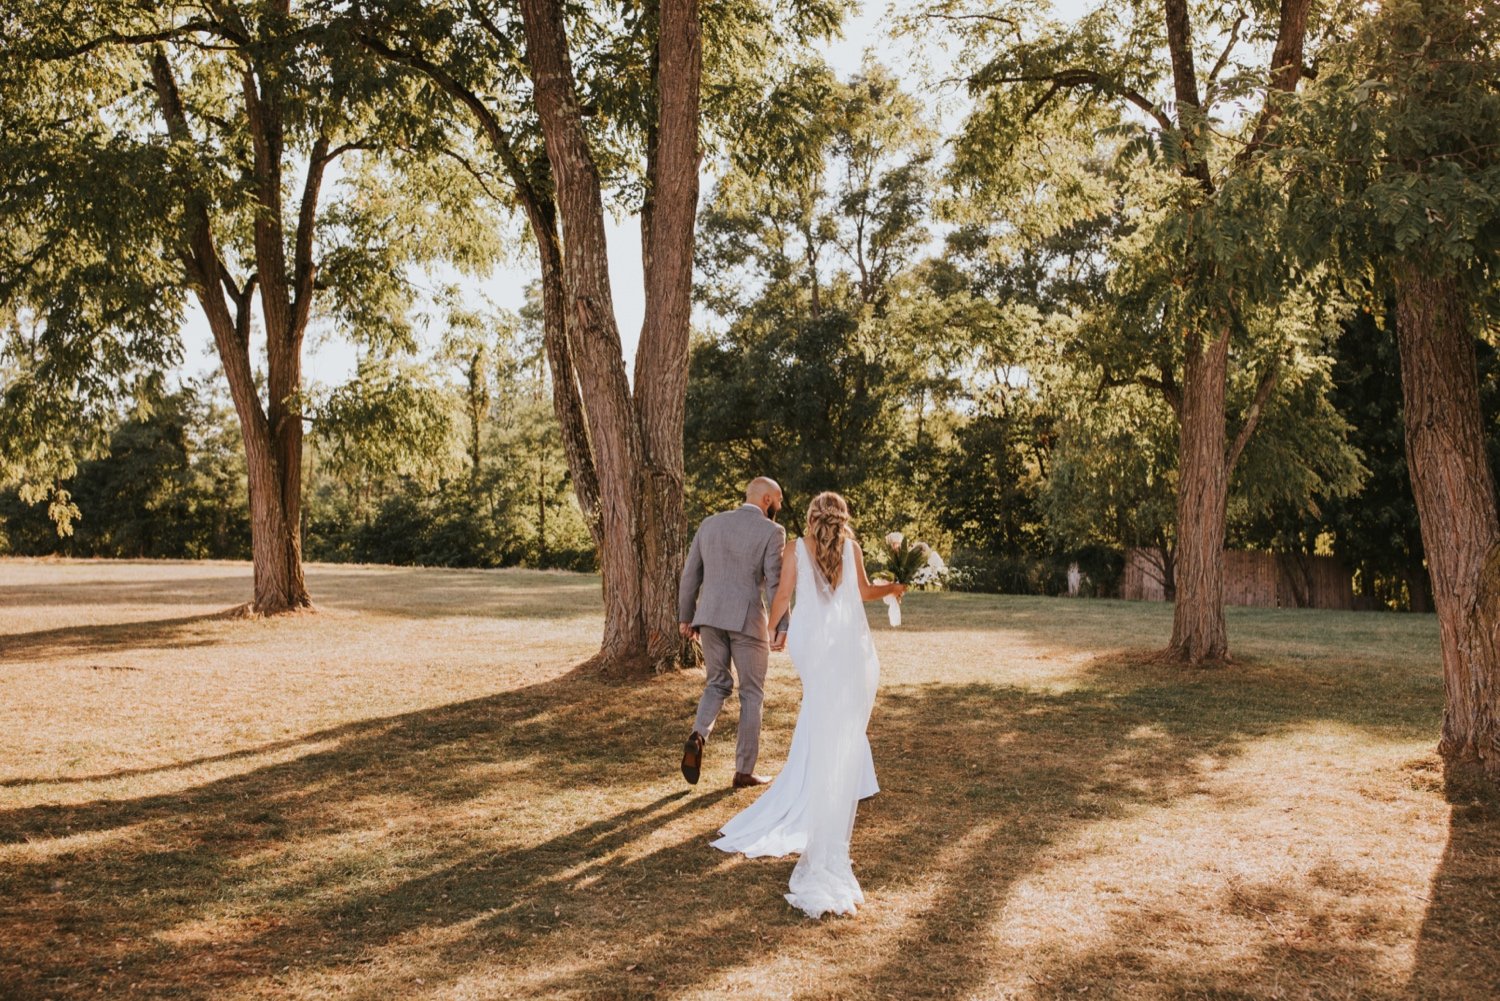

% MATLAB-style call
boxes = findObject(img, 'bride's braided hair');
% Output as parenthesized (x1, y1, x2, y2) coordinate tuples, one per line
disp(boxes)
(805, 491, 854, 590)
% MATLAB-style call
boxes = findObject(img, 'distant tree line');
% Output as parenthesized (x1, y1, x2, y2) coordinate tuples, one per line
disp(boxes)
(0, 290, 594, 572)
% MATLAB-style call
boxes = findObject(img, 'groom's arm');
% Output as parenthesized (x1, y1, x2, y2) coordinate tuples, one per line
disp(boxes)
(678, 527, 705, 629)
(763, 526, 790, 638)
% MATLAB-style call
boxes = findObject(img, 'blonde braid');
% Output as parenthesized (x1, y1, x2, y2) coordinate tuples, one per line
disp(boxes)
(805, 491, 854, 589)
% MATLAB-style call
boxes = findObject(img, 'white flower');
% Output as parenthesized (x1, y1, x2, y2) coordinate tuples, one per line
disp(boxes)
(885, 531, 904, 549)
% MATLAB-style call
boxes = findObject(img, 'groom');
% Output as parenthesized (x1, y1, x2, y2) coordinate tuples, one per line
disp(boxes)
(678, 476, 790, 789)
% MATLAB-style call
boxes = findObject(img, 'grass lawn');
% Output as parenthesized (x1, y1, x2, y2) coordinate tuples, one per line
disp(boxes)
(1, 558, 1497, 1000)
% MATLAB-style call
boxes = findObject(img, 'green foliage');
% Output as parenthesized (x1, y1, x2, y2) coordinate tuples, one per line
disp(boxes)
(685, 302, 901, 532)
(688, 60, 938, 534)
(303, 285, 594, 570)
(1234, 305, 1500, 611)
(0, 1, 506, 533)
(1283, 0, 1500, 281)
(0, 381, 250, 559)
(1, 297, 596, 571)
(1044, 383, 1178, 562)
(314, 357, 461, 499)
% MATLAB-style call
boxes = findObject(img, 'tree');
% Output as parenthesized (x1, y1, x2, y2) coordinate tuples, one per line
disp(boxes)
(298, 293, 595, 572)
(0, 379, 252, 560)
(315, 357, 460, 516)
(1286, 0, 1500, 772)
(688, 61, 939, 534)
(920, 0, 1336, 662)
(1045, 383, 1180, 595)
(509, 0, 701, 673)
(342, 0, 842, 673)
(1230, 307, 1431, 610)
(0, 2, 499, 613)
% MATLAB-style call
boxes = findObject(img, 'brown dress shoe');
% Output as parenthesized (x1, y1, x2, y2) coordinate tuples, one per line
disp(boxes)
(732, 771, 771, 788)
(681, 732, 705, 785)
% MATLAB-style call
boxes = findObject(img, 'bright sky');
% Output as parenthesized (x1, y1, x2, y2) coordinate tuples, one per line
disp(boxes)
(177, 1, 1088, 388)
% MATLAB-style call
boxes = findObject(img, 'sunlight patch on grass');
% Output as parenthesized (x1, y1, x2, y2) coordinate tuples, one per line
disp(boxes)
(966, 726, 1449, 998)
(0, 821, 159, 865)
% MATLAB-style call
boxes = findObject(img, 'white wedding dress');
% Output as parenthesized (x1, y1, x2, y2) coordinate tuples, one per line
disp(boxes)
(712, 537, 880, 918)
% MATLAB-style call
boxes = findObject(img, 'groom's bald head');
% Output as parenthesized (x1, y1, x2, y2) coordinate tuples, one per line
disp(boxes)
(745, 477, 781, 506)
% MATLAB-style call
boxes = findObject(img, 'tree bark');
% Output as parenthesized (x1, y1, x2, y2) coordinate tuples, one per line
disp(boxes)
(1167, 330, 1231, 663)
(1154, 0, 1306, 663)
(241, 58, 312, 615)
(520, 0, 653, 672)
(1394, 263, 1500, 775)
(635, 0, 703, 667)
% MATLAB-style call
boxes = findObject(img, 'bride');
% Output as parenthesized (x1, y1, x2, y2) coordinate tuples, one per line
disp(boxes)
(711, 491, 905, 918)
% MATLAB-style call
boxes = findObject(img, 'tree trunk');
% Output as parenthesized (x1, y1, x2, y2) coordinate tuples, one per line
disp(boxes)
(1167, 330, 1231, 664)
(182, 242, 305, 616)
(520, 0, 653, 673)
(635, 0, 702, 669)
(1394, 263, 1500, 775)
(151, 49, 309, 616)
(241, 61, 312, 615)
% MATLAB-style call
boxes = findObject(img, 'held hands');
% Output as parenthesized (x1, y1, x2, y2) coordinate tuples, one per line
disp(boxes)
(679, 622, 699, 642)
(771, 631, 787, 652)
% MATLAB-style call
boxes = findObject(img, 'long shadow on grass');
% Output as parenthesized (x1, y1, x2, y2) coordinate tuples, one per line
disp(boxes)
(0, 655, 1452, 1001)
(1407, 767, 1500, 1000)
(0, 566, 601, 631)
(0, 613, 227, 664)
(522, 659, 1446, 1000)
(0, 670, 718, 999)
(0, 574, 251, 610)
(304, 566, 601, 621)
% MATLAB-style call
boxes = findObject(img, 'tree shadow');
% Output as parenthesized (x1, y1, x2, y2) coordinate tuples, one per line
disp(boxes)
(0, 563, 603, 625)
(1407, 765, 1500, 1000)
(0, 613, 227, 664)
(0, 649, 1464, 1000)
(0, 573, 252, 610)
(521, 657, 1446, 999)
(305, 566, 602, 621)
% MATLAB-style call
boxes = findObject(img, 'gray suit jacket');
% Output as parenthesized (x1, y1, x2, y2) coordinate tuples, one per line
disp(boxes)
(679, 504, 790, 636)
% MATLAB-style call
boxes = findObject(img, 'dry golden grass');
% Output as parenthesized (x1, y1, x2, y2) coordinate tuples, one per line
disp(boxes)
(1, 557, 1497, 1000)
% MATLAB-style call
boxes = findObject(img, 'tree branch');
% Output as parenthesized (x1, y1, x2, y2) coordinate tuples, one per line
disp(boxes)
(1207, 12, 1247, 86)
(1163, 0, 1215, 193)
(1237, 0, 1314, 162)
(465, 0, 524, 62)
(352, 29, 544, 213)
(34, 19, 246, 60)
(975, 67, 1174, 133)
(1226, 356, 1281, 473)
(426, 143, 510, 204)
(149, 48, 260, 415)
(290, 134, 329, 338)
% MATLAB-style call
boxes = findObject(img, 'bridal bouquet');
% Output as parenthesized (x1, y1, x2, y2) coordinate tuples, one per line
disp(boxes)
(874, 531, 948, 625)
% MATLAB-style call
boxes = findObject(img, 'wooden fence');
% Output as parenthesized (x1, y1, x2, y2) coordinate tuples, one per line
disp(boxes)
(1122, 548, 1355, 610)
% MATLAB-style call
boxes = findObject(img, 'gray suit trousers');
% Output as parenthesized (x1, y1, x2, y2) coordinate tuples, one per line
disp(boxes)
(692, 625, 770, 775)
